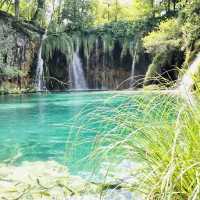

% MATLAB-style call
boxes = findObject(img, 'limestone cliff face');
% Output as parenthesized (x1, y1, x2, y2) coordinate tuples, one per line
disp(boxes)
(0, 11, 150, 92)
(45, 40, 150, 90)
(0, 11, 43, 93)
(82, 42, 149, 89)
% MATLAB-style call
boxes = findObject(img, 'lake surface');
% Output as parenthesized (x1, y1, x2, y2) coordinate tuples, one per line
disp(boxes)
(0, 91, 176, 177)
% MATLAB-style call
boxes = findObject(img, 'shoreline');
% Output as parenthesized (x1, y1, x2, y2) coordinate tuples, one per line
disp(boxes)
(0, 88, 180, 96)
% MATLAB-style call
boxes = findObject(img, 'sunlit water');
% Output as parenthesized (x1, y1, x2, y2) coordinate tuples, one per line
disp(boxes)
(0, 91, 176, 178)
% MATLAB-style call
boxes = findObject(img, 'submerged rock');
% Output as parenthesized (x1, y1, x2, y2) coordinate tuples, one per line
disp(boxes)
(0, 161, 98, 199)
(0, 160, 143, 199)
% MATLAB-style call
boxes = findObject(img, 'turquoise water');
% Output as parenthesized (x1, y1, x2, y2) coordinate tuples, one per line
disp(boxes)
(0, 92, 129, 174)
(0, 91, 176, 176)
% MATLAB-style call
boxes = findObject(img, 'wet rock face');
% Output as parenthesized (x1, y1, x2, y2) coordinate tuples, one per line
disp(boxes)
(81, 41, 131, 90)
(80, 40, 149, 90)
(46, 51, 69, 90)
(46, 40, 150, 90)
(0, 12, 41, 92)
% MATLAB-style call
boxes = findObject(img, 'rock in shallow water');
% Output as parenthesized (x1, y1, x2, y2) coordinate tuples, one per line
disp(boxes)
(0, 160, 144, 199)
(0, 161, 98, 199)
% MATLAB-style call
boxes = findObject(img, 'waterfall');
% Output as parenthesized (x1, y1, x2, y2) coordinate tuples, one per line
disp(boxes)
(69, 50, 88, 90)
(35, 4, 53, 91)
(130, 52, 137, 84)
(102, 40, 107, 90)
(130, 42, 138, 87)
(179, 53, 200, 104)
(95, 39, 99, 89)
(179, 53, 200, 92)
(35, 33, 47, 91)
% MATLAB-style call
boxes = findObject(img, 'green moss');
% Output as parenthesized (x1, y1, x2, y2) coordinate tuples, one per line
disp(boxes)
(0, 82, 36, 95)
(144, 51, 169, 85)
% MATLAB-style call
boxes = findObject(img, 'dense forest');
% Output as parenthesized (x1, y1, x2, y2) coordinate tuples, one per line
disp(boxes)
(0, 0, 200, 93)
(1, 1, 200, 199)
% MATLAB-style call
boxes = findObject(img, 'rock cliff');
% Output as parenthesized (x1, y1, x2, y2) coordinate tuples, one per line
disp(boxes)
(0, 11, 44, 94)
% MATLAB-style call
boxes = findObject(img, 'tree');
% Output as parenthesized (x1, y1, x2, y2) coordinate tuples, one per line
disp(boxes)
(14, 0, 19, 19)
(131, 0, 154, 20)
(62, 0, 93, 30)
(159, 0, 179, 14)
(113, 0, 119, 21)
(32, 0, 46, 26)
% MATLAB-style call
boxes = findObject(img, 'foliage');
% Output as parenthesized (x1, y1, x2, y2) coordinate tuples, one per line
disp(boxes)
(129, 92, 200, 199)
(0, 66, 26, 78)
(143, 18, 182, 54)
(0, 81, 22, 94)
(81, 17, 157, 60)
(130, 0, 154, 20)
(19, 0, 37, 20)
(42, 22, 73, 61)
(43, 16, 157, 63)
(96, 19, 156, 40)
(91, 85, 200, 199)
(180, 0, 200, 48)
(0, 0, 37, 20)
(31, 0, 46, 26)
(92, 0, 154, 25)
(62, 0, 93, 30)
(142, 18, 182, 84)
(144, 51, 167, 84)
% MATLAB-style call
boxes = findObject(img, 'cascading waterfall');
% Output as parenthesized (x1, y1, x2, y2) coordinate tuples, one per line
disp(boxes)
(35, 4, 53, 91)
(35, 33, 47, 91)
(130, 42, 138, 87)
(179, 53, 200, 102)
(101, 40, 107, 90)
(69, 49, 88, 90)
(95, 39, 99, 89)
(130, 52, 137, 84)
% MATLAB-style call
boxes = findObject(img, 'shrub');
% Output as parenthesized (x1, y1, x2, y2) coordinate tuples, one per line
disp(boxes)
(0, 66, 26, 78)
(143, 18, 182, 54)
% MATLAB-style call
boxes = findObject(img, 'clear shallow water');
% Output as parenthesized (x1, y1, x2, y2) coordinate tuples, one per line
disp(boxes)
(0, 92, 129, 174)
(0, 91, 176, 177)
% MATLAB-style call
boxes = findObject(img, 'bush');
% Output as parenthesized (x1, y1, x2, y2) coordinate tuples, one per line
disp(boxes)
(143, 18, 182, 54)
(0, 67, 26, 78)
(180, 0, 200, 48)
(142, 19, 182, 85)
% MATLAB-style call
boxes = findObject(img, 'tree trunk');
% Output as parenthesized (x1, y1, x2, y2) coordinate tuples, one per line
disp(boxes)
(57, 0, 62, 23)
(167, 0, 171, 13)
(150, 0, 155, 18)
(32, 0, 45, 25)
(172, 0, 176, 11)
(150, 0, 154, 8)
(15, 0, 19, 19)
(114, 0, 118, 22)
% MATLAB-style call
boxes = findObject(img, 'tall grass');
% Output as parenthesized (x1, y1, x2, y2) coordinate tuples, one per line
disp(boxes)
(67, 85, 199, 199)
(62, 76, 200, 199)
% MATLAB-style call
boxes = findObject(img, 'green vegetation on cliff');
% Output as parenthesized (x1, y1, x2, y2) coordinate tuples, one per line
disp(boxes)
(1, 1, 200, 199)
(1, 0, 200, 90)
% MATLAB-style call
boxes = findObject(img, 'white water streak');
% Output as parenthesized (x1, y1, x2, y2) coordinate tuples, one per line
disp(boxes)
(35, 33, 47, 91)
(130, 42, 138, 87)
(180, 53, 200, 92)
(179, 53, 200, 104)
(35, 5, 54, 91)
(131, 51, 137, 82)
(69, 50, 88, 90)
